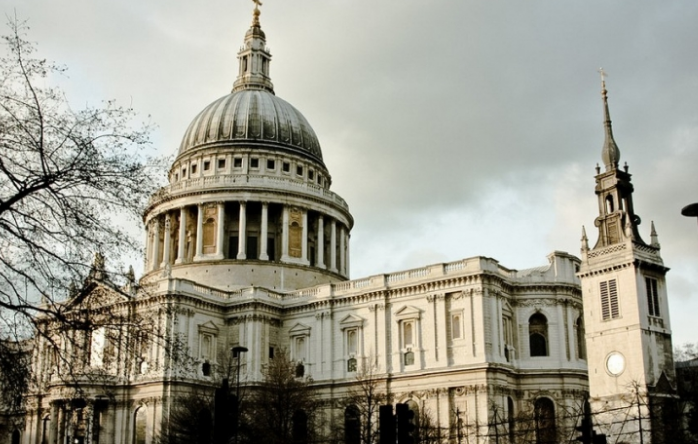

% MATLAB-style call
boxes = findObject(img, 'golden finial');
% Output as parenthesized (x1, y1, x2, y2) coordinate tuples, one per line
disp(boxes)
(252, 0, 262, 27)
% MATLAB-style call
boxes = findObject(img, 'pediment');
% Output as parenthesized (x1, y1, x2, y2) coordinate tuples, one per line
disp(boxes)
(339, 314, 364, 329)
(395, 305, 421, 320)
(198, 321, 219, 335)
(65, 282, 130, 312)
(289, 322, 311, 336)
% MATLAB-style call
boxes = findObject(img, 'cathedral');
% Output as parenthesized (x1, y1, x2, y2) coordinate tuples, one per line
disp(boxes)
(5, 4, 680, 444)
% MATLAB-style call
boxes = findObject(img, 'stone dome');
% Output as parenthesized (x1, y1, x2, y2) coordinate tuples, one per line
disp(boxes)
(177, 89, 324, 165)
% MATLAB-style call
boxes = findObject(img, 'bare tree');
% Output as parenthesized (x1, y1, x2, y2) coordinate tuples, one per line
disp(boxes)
(416, 404, 448, 444)
(0, 17, 161, 394)
(242, 350, 323, 444)
(675, 342, 698, 363)
(157, 389, 215, 444)
(341, 361, 387, 444)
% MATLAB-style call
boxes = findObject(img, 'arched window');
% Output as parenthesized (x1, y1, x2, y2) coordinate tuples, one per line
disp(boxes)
(406, 400, 420, 440)
(403, 322, 413, 347)
(344, 405, 360, 444)
(292, 410, 308, 444)
(134, 406, 147, 444)
(42, 415, 50, 444)
(605, 195, 614, 214)
(534, 398, 556, 444)
(575, 317, 586, 360)
(529, 313, 548, 357)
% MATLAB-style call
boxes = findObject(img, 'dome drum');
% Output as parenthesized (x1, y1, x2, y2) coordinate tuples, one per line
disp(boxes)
(143, 198, 352, 291)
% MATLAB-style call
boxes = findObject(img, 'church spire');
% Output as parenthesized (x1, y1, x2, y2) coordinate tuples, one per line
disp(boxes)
(599, 68, 621, 171)
(590, 71, 647, 249)
(232, 0, 274, 94)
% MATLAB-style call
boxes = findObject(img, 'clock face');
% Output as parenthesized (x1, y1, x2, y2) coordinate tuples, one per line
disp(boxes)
(606, 351, 626, 376)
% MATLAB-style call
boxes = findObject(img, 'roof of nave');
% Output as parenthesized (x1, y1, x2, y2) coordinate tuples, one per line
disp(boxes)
(141, 251, 582, 312)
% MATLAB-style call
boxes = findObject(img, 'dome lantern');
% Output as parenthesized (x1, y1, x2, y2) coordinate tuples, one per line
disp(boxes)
(232, 2, 274, 94)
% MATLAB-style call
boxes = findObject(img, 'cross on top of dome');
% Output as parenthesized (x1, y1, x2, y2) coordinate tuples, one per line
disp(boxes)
(252, 0, 263, 27)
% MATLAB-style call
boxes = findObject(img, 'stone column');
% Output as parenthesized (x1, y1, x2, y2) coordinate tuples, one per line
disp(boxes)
(301, 210, 309, 264)
(281, 206, 290, 261)
(160, 214, 171, 268)
(316, 215, 325, 268)
(237, 201, 247, 260)
(330, 220, 337, 273)
(194, 204, 204, 261)
(151, 218, 160, 272)
(144, 227, 151, 271)
(339, 225, 346, 275)
(346, 234, 351, 277)
(215, 202, 225, 260)
(556, 303, 567, 362)
(175, 207, 187, 264)
(48, 402, 59, 444)
(57, 405, 65, 444)
(435, 295, 448, 363)
(84, 401, 95, 444)
(260, 203, 269, 260)
(566, 303, 577, 361)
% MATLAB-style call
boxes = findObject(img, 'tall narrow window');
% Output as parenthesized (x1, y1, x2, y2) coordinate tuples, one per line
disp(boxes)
(200, 334, 212, 360)
(292, 410, 308, 444)
(646, 277, 660, 317)
(600, 279, 620, 320)
(344, 406, 360, 444)
(295, 336, 307, 362)
(507, 397, 515, 443)
(134, 408, 147, 444)
(403, 322, 413, 347)
(451, 313, 462, 340)
(90, 327, 106, 368)
(534, 398, 556, 444)
(529, 313, 548, 357)
(347, 329, 357, 355)
(575, 317, 586, 360)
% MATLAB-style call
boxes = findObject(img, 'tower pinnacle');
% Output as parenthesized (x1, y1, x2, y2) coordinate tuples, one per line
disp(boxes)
(599, 68, 621, 171)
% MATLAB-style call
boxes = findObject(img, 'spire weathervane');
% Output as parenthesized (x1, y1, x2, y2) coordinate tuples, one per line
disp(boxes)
(252, 0, 262, 27)
(598, 67, 620, 171)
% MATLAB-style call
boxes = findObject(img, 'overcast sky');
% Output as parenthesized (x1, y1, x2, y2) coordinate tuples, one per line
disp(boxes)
(4, 1, 697, 346)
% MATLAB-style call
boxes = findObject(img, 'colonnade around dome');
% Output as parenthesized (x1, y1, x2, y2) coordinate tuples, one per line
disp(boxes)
(144, 199, 351, 287)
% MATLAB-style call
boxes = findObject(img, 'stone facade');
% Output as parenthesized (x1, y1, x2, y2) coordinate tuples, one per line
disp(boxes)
(2, 6, 677, 444)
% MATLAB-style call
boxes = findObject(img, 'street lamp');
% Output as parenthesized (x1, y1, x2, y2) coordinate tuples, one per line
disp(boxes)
(231, 346, 248, 444)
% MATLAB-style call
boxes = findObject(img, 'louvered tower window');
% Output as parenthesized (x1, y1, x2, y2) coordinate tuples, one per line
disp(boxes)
(646, 277, 660, 317)
(600, 279, 620, 320)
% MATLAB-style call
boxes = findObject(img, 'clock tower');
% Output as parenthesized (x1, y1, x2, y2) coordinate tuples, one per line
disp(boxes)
(578, 73, 677, 443)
